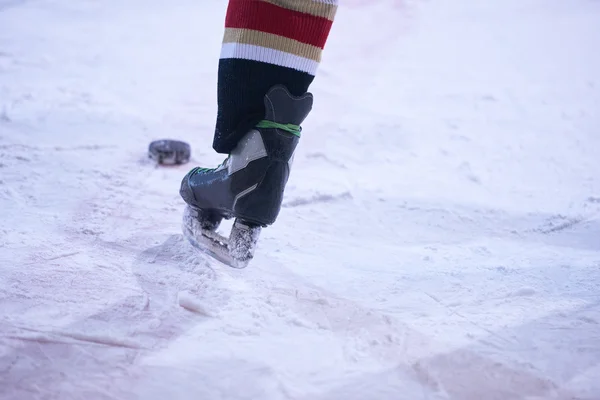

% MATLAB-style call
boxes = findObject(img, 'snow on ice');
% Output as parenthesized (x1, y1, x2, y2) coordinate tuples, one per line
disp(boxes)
(1, 0, 599, 399)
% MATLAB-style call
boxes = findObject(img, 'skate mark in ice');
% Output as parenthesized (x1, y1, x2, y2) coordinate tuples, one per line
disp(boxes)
(53, 144, 119, 152)
(423, 291, 517, 346)
(296, 358, 555, 400)
(0, 233, 229, 399)
(18, 251, 80, 267)
(5, 328, 143, 350)
(536, 214, 592, 234)
(526, 211, 600, 252)
(282, 191, 352, 208)
(0, 143, 117, 152)
(233, 262, 577, 399)
(425, 302, 600, 400)
(526, 197, 600, 235)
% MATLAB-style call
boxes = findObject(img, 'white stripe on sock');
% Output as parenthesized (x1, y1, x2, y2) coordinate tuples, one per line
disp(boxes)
(220, 43, 319, 75)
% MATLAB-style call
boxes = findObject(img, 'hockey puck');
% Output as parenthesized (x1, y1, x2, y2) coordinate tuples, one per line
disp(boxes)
(148, 139, 191, 165)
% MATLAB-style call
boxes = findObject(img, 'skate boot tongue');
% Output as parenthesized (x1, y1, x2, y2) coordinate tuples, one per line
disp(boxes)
(262, 85, 314, 127)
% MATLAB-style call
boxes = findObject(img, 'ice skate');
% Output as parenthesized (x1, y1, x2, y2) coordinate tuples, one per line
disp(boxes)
(179, 85, 313, 268)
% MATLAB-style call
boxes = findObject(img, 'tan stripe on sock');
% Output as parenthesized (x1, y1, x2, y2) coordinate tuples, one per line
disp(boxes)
(260, 0, 338, 20)
(223, 28, 323, 62)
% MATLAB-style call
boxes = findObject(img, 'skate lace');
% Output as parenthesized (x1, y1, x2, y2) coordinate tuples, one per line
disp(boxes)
(190, 120, 301, 175)
(255, 120, 302, 137)
(193, 157, 229, 174)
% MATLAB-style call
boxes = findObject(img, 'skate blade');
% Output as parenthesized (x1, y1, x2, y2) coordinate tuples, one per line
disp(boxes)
(182, 205, 258, 269)
(183, 222, 250, 269)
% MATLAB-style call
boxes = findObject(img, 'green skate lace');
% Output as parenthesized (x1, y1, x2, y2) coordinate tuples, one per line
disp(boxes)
(191, 120, 301, 175)
(192, 157, 229, 174)
(256, 120, 302, 137)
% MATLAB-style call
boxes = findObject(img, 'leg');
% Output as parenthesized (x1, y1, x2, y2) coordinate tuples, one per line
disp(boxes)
(213, 0, 338, 154)
(180, 0, 338, 267)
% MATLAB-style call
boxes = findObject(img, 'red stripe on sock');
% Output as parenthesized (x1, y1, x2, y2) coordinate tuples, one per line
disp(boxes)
(225, 1, 333, 49)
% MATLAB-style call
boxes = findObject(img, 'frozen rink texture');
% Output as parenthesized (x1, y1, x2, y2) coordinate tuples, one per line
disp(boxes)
(1, 0, 599, 399)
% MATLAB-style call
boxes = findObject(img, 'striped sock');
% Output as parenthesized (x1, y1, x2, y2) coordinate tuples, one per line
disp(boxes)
(212, 0, 338, 154)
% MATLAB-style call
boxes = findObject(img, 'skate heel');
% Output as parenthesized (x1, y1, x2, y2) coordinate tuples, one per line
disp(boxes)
(233, 159, 291, 226)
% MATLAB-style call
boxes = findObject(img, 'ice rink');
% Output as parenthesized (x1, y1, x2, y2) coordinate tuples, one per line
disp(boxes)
(1, 0, 599, 398)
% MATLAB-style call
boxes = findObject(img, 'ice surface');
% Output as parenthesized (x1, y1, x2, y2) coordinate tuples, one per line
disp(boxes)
(1, 0, 599, 399)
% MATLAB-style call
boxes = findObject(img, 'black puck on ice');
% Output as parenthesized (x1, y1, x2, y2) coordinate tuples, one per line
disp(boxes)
(148, 139, 191, 165)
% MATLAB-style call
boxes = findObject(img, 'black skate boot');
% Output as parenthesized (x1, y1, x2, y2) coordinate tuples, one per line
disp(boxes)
(179, 85, 314, 268)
